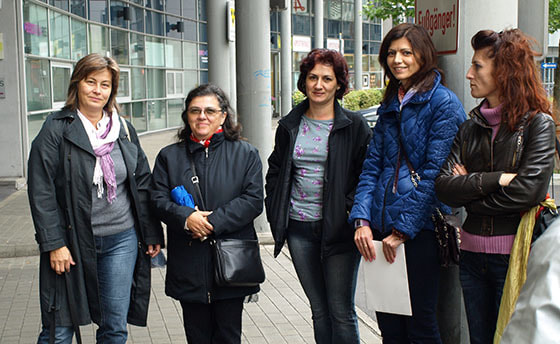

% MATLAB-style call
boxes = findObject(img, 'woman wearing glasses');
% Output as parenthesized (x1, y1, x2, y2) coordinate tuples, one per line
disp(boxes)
(150, 84, 264, 343)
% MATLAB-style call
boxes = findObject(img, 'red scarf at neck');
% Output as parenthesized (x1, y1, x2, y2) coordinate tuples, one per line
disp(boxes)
(190, 128, 223, 148)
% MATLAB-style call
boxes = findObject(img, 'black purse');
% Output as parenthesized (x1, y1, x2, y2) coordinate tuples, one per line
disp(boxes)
(396, 127, 460, 267)
(187, 148, 265, 287)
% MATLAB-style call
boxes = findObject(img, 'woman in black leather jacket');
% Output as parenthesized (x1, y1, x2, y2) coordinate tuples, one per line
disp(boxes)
(435, 29, 556, 344)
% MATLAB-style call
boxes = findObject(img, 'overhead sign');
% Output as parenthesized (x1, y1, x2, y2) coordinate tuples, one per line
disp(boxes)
(415, 0, 459, 55)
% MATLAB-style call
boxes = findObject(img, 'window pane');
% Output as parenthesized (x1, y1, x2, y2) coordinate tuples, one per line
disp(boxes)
(146, 10, 164, 36)
(270, 12, 278, 32)
(71, 19, 87, 60)
(117, 70, 130, 97)
(344, 39, 354, 54)
(70, 0, 86, 18)
(200, 70, 208, 84)
(166, 73, 174, 95)
(130, 34, 145, 66)
(183, 1, 196, 19)
(146, 0, 163, 11)
(166, 0, 181, 16)
(52, 66, 71, 103)
(342, 2, 354, 21)
(50, 12, 70, 59)
(131, 67, 146, 99)
(28, 113, 50, 143)
(327, 0, 342, 20)
(89, 0, 108, 24)
(23, 3, 49, 57)
(26, 59, 51, 111)
(184, 70, 197, 92)
(118, 103, 132, 122)
(130, 5, 144, 33)
(110, 1, 128, 29)
(146, 37, 164, 66)
(176, 73, 183, 95)
(199, 23, 207, 42)
(147, 69, 165, 98)
(327, 20, 340, 38)
(168, 99, 183, 127)
(131, 101, 147, 132)
(89, 24, 109, 55)
(198, 0, 207, 21)
(372, 24, 381, 41)
(293, 15, 310, 36)
(130, 0, 143, 5)
(165, 40, 182, 68)
(166, 16, 183, 39)
(342, 21, 353, 39)
(50, 0, 69, 11)
(183, 20, 197, 41)
(183, 41, 197, 69)
(111, 29, 129, 65)
(148, 100, 166, 130)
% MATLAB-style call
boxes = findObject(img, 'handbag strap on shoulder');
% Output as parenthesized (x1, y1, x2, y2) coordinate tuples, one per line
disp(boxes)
(186, 148, 207, 211)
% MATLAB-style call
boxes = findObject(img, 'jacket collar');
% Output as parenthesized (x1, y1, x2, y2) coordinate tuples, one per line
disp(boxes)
(379, 70, 443, 114)
(53, 108, 96, 155)
(279, 98, 352, 131)
(187, 132, 226, 153)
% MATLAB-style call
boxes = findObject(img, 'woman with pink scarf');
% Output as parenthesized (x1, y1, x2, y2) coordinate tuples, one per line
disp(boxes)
(28, 53, 164, 344)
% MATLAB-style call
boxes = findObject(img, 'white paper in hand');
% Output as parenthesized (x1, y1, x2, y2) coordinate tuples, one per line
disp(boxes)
(359, 240, 412, 316)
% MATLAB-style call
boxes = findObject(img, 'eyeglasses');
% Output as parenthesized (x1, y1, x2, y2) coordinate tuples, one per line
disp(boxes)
(187, 107, 223, 117)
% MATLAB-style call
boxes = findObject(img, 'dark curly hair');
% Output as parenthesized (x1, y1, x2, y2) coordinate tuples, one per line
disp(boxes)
(379, 23, 444, 104)
(297, 48, 349, 99)
(178, 84, 242, 142)
(471, 28, 551, 130)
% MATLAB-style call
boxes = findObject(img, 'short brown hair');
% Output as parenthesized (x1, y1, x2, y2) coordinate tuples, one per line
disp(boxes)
(297, 48, 349, 99)
(63, 53, 120, 113)
(379, 23, 444, 104)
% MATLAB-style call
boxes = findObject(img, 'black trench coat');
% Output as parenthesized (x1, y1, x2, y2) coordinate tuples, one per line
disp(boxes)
(27, 108, 164, 327)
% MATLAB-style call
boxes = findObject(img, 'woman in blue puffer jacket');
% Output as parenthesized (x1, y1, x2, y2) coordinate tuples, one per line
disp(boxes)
(349, 23, 466, 342)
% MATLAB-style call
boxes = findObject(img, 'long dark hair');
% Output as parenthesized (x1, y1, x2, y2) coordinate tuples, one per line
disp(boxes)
(178, 84, 242, 142)
(297, 48, 349, 99)
(63, 53, 120, 113)
(471, 29, 550, 130)
(379, 23, 444, 104)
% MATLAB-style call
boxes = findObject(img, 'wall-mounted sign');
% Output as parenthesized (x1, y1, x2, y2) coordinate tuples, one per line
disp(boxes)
(293, 35, 311, 52)
(0, 78, 5, 99)
(0, 33, 4, 60)
(293, 0, 307, 13)
(326, 38, 340, 51)
(227, 1, 235, 42)
(415, 0, 459, 55)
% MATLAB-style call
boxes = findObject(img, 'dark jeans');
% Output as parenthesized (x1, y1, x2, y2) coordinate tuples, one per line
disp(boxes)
(286, 219, 361, 344)
(37, 227, 138, 344)
(460, 250, 509, 344)
(180, 297, 244, 344)
(374, 230, 442, 344)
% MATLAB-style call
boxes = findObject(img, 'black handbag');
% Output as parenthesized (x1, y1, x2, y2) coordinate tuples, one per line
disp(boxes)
(396, 126, 460, 267)
(187, 149, 265, 287)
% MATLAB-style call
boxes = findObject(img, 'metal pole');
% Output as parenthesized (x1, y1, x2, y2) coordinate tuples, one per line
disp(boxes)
(235, 0, 273, 232)
(314, 0, 324, 48)
(207, 0, 231, 96)
(354, 0, 362, 90)
(280, 2, 292, 116)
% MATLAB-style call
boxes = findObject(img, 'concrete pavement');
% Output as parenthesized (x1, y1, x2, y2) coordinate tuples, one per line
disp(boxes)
(0, 128, 382, 343)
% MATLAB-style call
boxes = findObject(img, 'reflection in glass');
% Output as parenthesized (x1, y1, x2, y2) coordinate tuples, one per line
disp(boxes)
(118, 103, 132, 122)
(131, 68, 146, 100)
(23, 3, 49, 57)
(167, 73, 174, 95)
(200, 71, 208, 84)
(89, 24, 109, 55)
(198, 44, 208, 69)
(130, 34, 145, 66)
(165, 40, 182, 68)
(130, 5, 144, 33)
(26, 59, 51, 111)
(293, 15, 310, 36)
(183, 42, 197, 69)
(110, 1, 127, 29)
(198, 0, 207, 21)
(131, 101, 147, 132)
(70, 0, 86, 18)
(117, 70, 130, 98)
(183, 1, 196, 19)
(147, 69, 165, 98)
(111, 29, 129, 65)
(89, 0, 109, 24)
(28, 113, 50, 143)
(146, 10, 164, 36)
(50, 0, 69, 11)
(146, 37, 164, 66)
(342, 2, 354, 21)
(166, 16, 183, 40)
(184, 70, 198, 92)
(176, 73, 183, 95)
(50, 12, 70, 59)
(146, 0, 164, 11)
(166, 0, 181, 16)
(168, 99, 183, 127)
(52, 66, 71, 104)
(183, 20, 197, 41)
(148, 100, 166, 130)
(71, 19, 87, 60)
(199, 23, 207, 42)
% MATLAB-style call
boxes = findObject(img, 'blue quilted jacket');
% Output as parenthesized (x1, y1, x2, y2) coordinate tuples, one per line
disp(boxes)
(349, 71, 466, 239)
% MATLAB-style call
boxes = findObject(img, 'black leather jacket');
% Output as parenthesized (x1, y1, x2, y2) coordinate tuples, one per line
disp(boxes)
(435, 105, 556, 236)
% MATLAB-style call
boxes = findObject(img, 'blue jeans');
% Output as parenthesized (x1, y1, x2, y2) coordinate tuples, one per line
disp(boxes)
(460, 250, 509, 344)
(374, 230, 442, 344)
(287, 220, 360, 344)
(37, 228, 138, 344)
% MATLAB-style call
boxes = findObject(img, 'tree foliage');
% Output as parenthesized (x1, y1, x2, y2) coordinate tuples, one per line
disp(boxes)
(550, 0, 560, 33)
(362, 0, 415, 25)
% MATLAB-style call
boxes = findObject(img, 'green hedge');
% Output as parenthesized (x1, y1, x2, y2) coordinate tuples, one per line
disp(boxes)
(292, 88, 384, 110)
